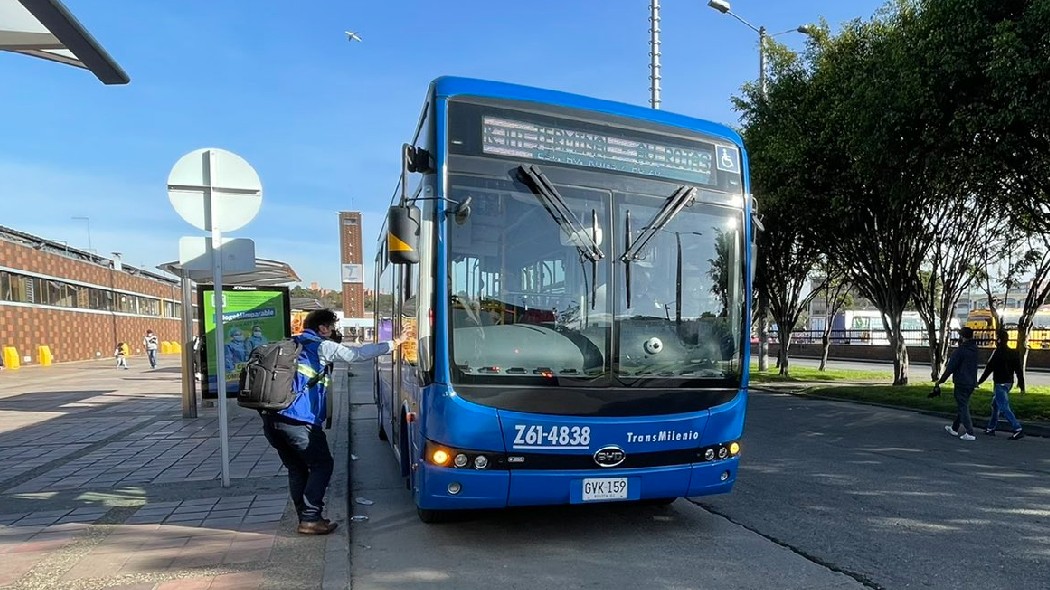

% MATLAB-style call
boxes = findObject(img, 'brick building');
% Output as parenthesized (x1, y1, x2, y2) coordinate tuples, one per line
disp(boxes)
(339, 211, 365, 318)
(0, 226, 186, 365)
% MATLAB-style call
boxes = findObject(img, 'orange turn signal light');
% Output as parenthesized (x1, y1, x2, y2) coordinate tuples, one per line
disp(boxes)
(431, 449, 451, 466)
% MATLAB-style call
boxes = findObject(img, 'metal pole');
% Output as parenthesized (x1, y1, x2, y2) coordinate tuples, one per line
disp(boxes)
(206, 149, 232, 488)
(755, 24, 769, 371)
(649, 0, 661, 109)
(180, 273, 197, 418)
(758, 25, 768, 99)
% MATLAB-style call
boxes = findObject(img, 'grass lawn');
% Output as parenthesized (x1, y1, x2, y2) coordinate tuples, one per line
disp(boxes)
(749, 364, 892, 383)
(749, 364, 1050, 423)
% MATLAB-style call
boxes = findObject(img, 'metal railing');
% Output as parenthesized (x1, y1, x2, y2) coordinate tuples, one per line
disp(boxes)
(762, 329, 1050, 349)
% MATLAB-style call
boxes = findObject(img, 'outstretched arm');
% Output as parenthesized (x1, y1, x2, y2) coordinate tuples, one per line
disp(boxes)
(320, 327, 412, 364)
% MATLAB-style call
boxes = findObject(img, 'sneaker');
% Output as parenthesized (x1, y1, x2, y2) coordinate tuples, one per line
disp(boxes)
(1009, 430, 1025, 440)
(983, 429, 996, 436)
(960, 433, 977, 441)
(944, 425, 959, 437)
(297, 520, 338, 535)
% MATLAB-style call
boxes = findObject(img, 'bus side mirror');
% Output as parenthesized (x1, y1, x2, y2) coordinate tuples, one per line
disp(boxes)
(452, 196, 472, 225)
(387, 205, 421, 265)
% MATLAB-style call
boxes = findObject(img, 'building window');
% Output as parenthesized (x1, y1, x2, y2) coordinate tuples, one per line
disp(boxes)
(0, 268, 179, 318)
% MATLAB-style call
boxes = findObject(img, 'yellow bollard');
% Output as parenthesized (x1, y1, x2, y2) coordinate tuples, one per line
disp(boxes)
(161, 341, 172, 355)
(37, 345, 53, 366)
(3, 346, 20, 369)
(172, 342, 182, 354)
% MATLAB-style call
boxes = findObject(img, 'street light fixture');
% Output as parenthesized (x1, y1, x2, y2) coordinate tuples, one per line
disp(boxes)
(70, 215, 92, 253)
(706, 0, 814, 98)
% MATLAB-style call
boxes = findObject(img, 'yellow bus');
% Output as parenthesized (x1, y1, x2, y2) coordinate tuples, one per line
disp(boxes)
(964, 307, 1050, 349)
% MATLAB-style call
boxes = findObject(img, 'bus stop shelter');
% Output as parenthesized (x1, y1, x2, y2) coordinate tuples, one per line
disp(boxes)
(158, 258, 301, 417)
(0, 0, 128, 84)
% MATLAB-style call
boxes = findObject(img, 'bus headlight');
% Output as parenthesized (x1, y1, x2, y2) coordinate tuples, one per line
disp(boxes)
(425, 440, 504, 470)
(699, 441, 740, 462)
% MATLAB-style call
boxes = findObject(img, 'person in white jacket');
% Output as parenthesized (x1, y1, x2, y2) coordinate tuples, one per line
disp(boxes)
(143, 329, 160, 369)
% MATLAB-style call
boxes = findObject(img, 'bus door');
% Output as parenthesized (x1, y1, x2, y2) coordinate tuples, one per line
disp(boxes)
(391, 264, 421, 452)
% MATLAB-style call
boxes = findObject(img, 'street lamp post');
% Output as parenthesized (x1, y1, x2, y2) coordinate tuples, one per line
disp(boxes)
(707, 0, 813, 99)
(70, 216, 93, 253)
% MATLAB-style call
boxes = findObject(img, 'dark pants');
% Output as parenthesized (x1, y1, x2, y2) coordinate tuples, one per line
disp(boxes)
(951, 386, 975, 436)
(261, 414, 333, 522)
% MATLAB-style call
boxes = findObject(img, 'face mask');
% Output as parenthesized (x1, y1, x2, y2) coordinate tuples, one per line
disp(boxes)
(233, 334, 245, 342)
(253, 331, 262, 337)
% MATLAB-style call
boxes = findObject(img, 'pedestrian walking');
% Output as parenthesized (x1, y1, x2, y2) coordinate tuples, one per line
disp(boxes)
(934, 326, 980, 440)
(143, 329, 159, 369)
(259, 308, 410, 535)
(977, 329, 1025, 440)
(114, 342, 129, 370)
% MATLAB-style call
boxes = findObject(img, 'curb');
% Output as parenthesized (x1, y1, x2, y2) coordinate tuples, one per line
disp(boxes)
(752, 384, 1050, 438)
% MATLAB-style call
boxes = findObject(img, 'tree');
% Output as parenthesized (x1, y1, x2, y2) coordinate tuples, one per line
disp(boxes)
(798, 7, 939, 385)
(914, 0, 1050, 366)
(734, 39, 828, 376)
(813, 265, 852, 371)
(911, 195, 989, 382)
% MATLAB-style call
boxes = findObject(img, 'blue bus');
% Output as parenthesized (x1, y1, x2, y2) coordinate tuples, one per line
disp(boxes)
(375, 76, 753, 522)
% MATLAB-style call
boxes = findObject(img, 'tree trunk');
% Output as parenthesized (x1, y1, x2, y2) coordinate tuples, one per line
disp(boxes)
(887, 314, 910, 385)
(893, 340, 910, 385)
(778, 333, 791, 376)
(819, 330, 831, 371)
(1018, 326, 1031, 375)
(926, 326, 940, 382)
(757, 292, 769, 372)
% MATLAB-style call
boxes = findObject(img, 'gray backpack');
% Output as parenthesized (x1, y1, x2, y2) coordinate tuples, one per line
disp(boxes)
(237, 338, 317, 411)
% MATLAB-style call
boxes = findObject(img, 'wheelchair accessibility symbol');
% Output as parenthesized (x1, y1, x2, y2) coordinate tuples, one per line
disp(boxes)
(715, 146, 740, 174)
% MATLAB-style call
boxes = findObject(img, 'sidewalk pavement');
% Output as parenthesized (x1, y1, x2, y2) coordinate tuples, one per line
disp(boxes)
(0, 359, 353, 590)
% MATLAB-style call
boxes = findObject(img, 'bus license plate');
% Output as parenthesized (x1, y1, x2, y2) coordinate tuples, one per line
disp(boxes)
(582, 478, 628, 501)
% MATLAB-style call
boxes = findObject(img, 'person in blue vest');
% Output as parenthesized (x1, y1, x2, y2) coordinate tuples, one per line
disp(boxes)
(261, 308, 410, 535)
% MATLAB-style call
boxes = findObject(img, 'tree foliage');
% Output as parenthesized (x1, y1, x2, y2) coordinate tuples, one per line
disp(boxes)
(734, 0, 1050, 385)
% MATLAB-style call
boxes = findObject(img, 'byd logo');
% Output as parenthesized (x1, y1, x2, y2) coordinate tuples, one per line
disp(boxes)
(593, 446, 626, 468)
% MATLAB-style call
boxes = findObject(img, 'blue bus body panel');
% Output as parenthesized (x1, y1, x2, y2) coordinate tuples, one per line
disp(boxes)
(422, 387, 505, 452)
(697, 388, 747, 446)
(418, 458, 739, 510)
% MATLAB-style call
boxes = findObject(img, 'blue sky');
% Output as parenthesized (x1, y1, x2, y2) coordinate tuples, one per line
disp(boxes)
(1, 0, 885, 289)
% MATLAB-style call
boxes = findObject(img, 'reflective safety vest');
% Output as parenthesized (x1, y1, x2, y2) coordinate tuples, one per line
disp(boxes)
(277, 331, 331, 426)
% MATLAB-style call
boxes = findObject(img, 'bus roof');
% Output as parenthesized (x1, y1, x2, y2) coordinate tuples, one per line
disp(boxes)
(431, 76, 744, 146)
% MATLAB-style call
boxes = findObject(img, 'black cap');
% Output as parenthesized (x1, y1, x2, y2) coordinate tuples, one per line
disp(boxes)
(959, 327, 974, 339)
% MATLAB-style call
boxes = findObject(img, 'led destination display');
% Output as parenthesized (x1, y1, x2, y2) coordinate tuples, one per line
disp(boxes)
(481, 116, 717, 185)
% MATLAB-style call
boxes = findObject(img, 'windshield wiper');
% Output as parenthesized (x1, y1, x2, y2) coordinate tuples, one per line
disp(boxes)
(619, 185, 696, 263)
(518, 165, 604, 262)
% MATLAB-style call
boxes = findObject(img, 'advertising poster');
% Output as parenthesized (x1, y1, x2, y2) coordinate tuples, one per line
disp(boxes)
(198, 285, 291, 398)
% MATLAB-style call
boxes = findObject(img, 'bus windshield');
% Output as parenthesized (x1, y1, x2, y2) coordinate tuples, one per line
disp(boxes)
(446, 166, 744, 387)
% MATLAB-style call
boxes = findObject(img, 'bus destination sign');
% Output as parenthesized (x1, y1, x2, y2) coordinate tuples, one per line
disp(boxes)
(481, 116, 717, 185)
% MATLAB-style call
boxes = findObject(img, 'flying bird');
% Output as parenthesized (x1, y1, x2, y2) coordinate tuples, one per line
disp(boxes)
(346, 31, 362, 43)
